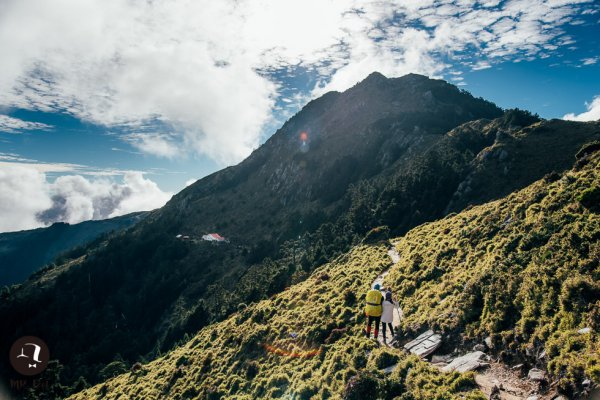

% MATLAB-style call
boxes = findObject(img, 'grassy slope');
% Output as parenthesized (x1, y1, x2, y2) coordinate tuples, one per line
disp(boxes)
(389, 150, 600, 395)
(70, 150, 599, 399)
(69, 244, 485, 400)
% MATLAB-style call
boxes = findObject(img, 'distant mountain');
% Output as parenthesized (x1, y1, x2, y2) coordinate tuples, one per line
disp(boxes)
(1, 73, 599, 391)
(69, 146, 600, 400)
(0, 212, 147, 286)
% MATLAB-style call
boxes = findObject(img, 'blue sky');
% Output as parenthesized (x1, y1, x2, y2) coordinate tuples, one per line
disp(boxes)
(0, 0, 599, 232)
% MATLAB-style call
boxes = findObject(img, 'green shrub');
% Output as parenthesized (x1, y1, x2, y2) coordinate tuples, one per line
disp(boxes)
(176, 355, 189, 367)
(369, 348, 400, 369)
(363, 226, 390, 243)
(343, 290, 357, 306)
(576, 140, 600, 159)
(578, 187, 600, 211)
(297, 383, 318, 400)
(560, 276, 600, 313)
(245, 361, 260, 379)
(342, 372, 380, 400)
(99, 360, 128, 380)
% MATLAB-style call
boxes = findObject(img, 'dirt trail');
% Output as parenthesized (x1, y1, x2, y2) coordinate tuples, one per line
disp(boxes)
(474, 363, 547, 400)
(370, 247, 402, 346)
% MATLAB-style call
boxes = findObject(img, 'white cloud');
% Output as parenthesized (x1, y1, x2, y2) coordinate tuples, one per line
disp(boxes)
(563, 95, 600, 121)
(0, 165, 53, 232)
(125, 133, 179, 159)
(581, 56, 599, 65)
(0, 0, 594, 163)
(472, 61, 492, 70)
(0, 154, 136, 176)
(0, 164, 172, 233)
(0, 114, 53, 133)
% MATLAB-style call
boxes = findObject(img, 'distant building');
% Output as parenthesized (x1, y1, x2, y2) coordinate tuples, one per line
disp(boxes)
(202, 233, 229, 243)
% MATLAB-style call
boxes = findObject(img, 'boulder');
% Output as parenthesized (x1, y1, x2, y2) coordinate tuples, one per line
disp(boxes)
(403, 330, 442, 358)
(382, 364, 397, 374)
(442, 351, 488, 373)
(583, 379, 592, 387)
(578, 327, 591, 334)
(484, 336, 493, 349)
(473, 343, 486, 352)
(527, 368, 546, 382)
(537, 349, 546, 360)
(431, 354, 454, 364)
(525, 345, 535, 357)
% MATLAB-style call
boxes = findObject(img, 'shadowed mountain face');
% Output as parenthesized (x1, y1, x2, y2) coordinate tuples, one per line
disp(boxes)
(1, 73, 599, 390)
(155, 72, 502, 243)
(0, 212, 147, 286)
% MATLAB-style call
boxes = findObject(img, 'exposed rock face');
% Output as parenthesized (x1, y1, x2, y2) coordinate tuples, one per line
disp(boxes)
(442, 351, 489, 373)
(527, 368, 547, 382)
(431, 354, 454, 364)
(484, 336, 494, 349)
(473, 343, 486, 352)
(404, 330, 443, 358)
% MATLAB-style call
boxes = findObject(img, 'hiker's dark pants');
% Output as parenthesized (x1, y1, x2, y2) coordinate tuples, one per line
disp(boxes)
(382, 322, 394, 338)
(366, 316, 380, 338)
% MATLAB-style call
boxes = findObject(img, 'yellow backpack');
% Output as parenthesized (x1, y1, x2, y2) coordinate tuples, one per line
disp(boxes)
(364, 289, 383, 317)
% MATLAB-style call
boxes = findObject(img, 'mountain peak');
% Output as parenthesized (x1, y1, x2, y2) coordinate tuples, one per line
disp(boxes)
(363, 71, 387, 81)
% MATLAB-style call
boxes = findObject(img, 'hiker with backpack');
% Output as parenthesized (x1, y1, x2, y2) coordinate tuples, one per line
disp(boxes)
(381, 290, 397, 343)
(364, 283, 384, 339)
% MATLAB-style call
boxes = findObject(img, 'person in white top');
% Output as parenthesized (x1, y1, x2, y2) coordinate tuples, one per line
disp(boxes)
(381, 290, 397, 342)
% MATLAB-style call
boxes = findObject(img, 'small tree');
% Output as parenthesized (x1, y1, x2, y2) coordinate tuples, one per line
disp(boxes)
(99, 356, 128, 380)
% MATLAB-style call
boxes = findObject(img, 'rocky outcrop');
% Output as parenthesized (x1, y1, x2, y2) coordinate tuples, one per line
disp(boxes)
(403, 330, 442, 358)
(442, 351, 489, 373)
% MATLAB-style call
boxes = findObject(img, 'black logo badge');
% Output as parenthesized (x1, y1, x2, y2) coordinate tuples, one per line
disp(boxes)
(9, 336, 49, 376)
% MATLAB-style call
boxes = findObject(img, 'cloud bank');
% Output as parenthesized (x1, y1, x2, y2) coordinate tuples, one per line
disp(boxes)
(563, 95, 600, 121)
(0, 165, 172, 233)
(0, 0, 594, 164)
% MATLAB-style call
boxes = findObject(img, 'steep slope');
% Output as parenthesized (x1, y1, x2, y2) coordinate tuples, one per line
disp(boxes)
(1, 73, 599, 389)
(68, 244, 487, 400)
(388, 143, 600, 397)
(68, 145, 600, 400)
(362, 113, 600, 234)
(0, 212, 147, 286)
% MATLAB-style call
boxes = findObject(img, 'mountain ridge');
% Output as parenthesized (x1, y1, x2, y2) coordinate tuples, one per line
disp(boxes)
(0, 212, 147, 287)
